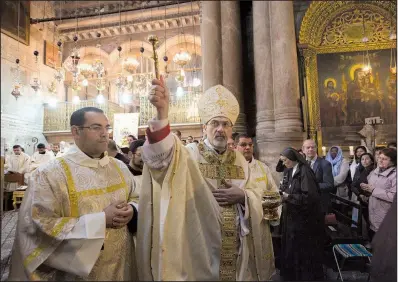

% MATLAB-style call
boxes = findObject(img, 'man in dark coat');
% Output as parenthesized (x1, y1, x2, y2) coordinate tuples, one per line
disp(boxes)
(302, 139, 334, 214)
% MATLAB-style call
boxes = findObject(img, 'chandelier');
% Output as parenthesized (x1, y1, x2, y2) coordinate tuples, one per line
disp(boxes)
(175, 68, 185, 83)
(12, 58, 22, 100)
(70, 47, 81, 78)
(115, 73, 127, 91)
(54, 67, 65, 83)
(78, 63, 95, 78)
(92, 58, 105, 77)
(96, 78, 107, 92)
(11, 85, 22, 100)
(47, 80, 57, 95)
(173, 50, 191, 67)
(30, 78, 41, 92)
(30, 50, 41, 92)
(123, 57, 140, 74)
(71, 78, 81, 92)
(12, 1, 22, 100)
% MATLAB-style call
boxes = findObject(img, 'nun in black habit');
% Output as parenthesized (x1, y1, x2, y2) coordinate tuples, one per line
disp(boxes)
(279, 147, 325, 281)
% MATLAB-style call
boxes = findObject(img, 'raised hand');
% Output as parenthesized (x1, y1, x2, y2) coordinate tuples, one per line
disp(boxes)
(149, 75, 169, 120)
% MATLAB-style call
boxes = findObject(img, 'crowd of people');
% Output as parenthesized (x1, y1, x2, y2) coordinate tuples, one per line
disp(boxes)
(4, 78, 397, 281)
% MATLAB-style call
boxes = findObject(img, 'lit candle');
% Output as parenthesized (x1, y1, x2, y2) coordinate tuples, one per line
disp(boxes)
(322, 146, 326, 156)
(349, 146, 354, 156)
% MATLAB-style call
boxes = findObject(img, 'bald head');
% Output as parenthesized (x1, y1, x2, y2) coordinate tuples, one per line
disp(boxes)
(302, 139, 317, 159)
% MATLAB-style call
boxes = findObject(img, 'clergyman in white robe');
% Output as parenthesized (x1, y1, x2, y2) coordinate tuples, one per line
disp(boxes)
(4, 151, 30, 191)
(29, 150, 55, 171)
(138, 121, 275, 281)
(9, 145, 139, 281)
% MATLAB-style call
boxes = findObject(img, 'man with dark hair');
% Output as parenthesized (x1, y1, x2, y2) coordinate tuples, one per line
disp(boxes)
(29, 143, 55, 172)
(69, 106, 104, 126)
(107, 139, 136, 175)
(10, 107, 138, 281)
(127, 135, 137, 145)
(4, 144, 30, 191)
(227, 136, 235, 150)
(51, 143, 60, 157)
(129, 139, 145, 176)
(187, 136, 194, 144)
(235, 133, 280, 233)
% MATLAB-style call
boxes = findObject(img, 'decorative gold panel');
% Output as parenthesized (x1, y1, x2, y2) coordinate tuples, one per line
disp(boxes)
(138, 71, 202, 126)
(43, 101, 125, 132)
(299, 1, 396, 53)
(139, 90, 201, 126)
(298, 1, 396, 151)
(322, 8, 393, 46)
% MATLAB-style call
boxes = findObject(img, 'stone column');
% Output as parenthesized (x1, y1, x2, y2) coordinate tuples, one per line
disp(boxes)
(200, 1, 222, 91)
(253, 1, 274, 135)
(221, 1, 246, 133)
(253, 1, 305, 180)
(270, 1, 303, 133)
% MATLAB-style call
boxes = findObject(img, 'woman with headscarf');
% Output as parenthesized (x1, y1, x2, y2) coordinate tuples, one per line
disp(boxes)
(279, 147, 324, 281)
(326, 146, 350, 199)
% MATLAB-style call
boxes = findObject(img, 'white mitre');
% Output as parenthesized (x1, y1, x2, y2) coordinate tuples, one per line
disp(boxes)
(198, 85, 240, 125)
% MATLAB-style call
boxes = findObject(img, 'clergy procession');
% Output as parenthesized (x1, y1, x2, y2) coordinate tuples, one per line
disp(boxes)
(1, 1, 397, 281)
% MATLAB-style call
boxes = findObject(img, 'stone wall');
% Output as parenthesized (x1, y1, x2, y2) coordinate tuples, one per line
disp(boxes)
(1, 2, 63, 155)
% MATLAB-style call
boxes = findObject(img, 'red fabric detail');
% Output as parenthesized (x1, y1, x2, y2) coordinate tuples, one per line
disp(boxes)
(146, 124, 171, 144)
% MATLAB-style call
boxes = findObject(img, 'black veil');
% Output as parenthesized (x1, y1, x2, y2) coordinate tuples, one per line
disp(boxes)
(281, 147, 307, 165)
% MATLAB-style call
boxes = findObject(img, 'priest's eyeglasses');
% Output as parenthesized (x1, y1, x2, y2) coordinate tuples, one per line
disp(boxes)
(207, 120, 233, 128)
(79, 125, 113, 134)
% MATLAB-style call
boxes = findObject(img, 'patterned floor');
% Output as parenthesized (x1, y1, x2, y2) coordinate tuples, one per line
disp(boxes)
(1, 210, 370, 281)
(1, 210, 18, 281)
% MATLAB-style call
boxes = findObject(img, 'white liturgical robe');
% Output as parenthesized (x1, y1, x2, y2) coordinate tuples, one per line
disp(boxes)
(29, 151, 55, 171)
(248, 157, 282, 219)
(4, 152, 30, 191)
(9, 145, 139, 281)
(137, 119, 275, 281)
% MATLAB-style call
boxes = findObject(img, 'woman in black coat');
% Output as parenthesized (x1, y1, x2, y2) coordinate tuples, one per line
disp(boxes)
(279, 147, 325, 281)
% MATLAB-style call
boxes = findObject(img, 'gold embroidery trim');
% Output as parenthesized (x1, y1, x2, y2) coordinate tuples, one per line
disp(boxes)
(111, 158, 129, 200)
(255, 161, 269, 189)
(23, 217, 71, 267)
(24, 158, 128, 270)
(198, 141, 236, 165)
(199, 163, 245, 180)
(197, 142, 239, 280)
(59, 158, 79, 217)
(220, 205, 237, 281)
(59, 158, 128, 216)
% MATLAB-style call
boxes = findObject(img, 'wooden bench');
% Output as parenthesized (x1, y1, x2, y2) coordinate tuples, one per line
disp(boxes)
(4, 173, 25, 210)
